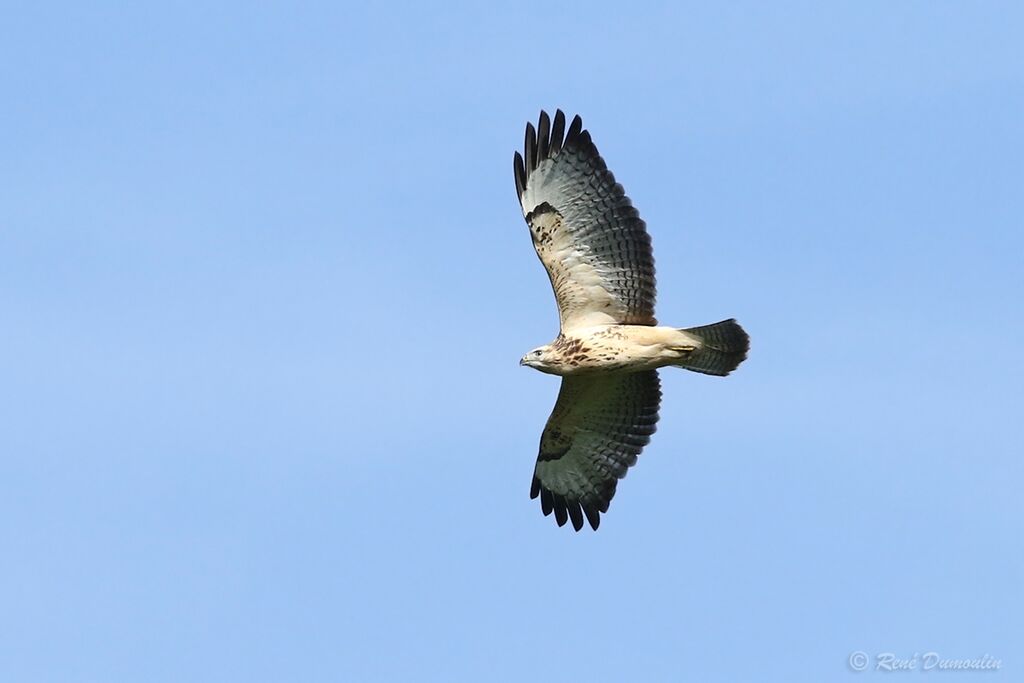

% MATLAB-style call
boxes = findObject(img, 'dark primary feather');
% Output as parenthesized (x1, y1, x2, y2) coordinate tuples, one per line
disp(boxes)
(513, 152, 525, 199)
(524, 123, 537, 174)
(549, 109, 566, 154)
(537, 110, 550, 161)
(565, 113, 583, 146)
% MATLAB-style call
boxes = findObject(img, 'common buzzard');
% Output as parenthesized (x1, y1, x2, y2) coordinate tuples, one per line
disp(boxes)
(515, 110, 750, 531)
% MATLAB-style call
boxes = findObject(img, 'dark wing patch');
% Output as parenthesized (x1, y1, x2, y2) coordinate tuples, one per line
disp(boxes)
(530, 370, 662, 531)
(514, 110, 657, 328)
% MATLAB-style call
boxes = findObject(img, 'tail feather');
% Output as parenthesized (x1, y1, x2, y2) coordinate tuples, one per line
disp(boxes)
(675, 319, 749, 376)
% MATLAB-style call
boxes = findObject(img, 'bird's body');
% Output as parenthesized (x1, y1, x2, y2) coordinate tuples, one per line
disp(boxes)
(514, 110, 750, 531)
(523, 325, 701, 376)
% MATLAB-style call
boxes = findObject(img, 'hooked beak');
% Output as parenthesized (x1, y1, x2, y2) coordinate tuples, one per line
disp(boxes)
(519, 357, 527, 366)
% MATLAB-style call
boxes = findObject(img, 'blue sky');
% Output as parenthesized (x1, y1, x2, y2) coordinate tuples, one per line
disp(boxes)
(1, 2, 1021, 681)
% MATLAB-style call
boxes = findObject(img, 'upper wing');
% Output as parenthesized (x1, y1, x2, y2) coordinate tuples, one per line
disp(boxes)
(514, 110, 657, 330)
(530, 370, 661, 531)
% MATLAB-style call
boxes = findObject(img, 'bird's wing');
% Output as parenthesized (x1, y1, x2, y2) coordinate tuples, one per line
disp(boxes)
(530, 370, 661, 531)
(514, 110, 657, 330)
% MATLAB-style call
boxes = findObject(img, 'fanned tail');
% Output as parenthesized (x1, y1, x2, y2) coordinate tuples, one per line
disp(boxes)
(674, 319, 749, 376)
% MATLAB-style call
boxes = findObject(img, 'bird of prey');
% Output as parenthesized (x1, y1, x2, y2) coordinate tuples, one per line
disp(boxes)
(514, 110, 750, 531)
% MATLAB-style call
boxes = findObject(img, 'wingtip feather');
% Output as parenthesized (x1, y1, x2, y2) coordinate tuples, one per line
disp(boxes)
(550, 109, 566, 154)
(566, 499, 584, 531)
(537, 110, 550, 162)
(524, 122, 537, 173)
(540, 488, 554, 516)
(565, 114, 583, 146)
(513, 152, 525, 199)
(552, 494, 568, 527)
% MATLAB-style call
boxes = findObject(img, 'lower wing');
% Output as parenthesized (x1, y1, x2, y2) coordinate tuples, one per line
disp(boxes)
(530, 370, 662, 530)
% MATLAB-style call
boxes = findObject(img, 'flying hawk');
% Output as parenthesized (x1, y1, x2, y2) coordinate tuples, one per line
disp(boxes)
(515, 110, 750, 531)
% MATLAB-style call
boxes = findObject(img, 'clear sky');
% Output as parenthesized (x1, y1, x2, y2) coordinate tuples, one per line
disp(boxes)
(2, 3, 1021, 682)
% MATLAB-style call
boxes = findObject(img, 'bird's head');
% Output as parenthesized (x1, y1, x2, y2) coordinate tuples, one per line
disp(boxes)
(520, 345, 558, 373)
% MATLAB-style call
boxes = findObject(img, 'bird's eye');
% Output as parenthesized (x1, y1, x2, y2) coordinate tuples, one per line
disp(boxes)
(534, 350, 543, 356)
